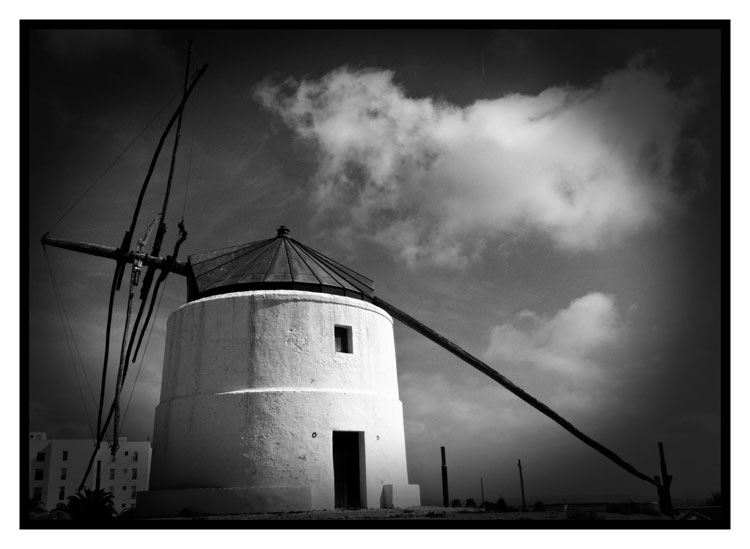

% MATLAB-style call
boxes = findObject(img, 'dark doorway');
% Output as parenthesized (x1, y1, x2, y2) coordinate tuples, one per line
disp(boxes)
(333, 431, 363, 508)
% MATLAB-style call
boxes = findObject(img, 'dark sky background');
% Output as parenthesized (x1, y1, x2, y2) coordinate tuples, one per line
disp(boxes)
(27, 25, 723, 507)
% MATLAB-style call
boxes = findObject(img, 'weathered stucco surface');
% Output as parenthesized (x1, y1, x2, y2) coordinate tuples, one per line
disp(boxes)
(139, 290, 420, 516)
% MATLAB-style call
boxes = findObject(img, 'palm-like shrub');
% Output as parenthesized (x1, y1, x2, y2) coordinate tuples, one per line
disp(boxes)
(60, 488, 116, 521)
(27, 496, 46, 519)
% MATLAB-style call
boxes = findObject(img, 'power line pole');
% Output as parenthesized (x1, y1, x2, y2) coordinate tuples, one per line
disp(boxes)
(656, 442, 673, 516)
(518, 459, 527, 512)
(441, 446, 449, 507)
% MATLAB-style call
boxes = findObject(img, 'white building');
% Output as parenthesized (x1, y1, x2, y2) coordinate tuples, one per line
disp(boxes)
(28, 432, 151, 513)
(138, 226, 420, 517)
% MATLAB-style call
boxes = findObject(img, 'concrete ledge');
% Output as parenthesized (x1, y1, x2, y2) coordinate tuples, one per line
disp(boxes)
(382, 484, 421, 508)
(136, 486, 312, 517)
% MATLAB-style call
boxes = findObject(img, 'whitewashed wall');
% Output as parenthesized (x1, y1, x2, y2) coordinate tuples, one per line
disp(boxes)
(143, 290, 419, 515)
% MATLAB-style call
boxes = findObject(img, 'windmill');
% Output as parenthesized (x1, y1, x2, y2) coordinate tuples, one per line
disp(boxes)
(38, 42, 673, 517)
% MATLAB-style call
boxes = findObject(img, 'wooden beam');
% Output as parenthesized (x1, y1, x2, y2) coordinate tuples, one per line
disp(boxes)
(41, 235, 189, 276)
(372, 295, 659, 489)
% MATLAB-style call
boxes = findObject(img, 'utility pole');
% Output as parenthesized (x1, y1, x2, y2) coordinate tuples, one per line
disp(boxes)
(655, 442, 673, 516)
(441, 446, 449, 507)
(480, 477, 485, 506)
(518, 459, 527, 512)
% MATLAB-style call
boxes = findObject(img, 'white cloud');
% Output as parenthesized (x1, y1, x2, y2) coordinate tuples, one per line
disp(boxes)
(257, 60, 697, 266)
(484, 292, 626, 412)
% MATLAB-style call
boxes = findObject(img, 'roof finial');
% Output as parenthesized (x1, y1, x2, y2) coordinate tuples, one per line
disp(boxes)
(277, 225, 290, 238)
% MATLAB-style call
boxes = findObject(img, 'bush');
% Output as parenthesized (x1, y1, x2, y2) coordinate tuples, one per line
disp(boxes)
(27, 497, 46, 519)
(64, 488, 117, 521)
(482, 500, 496, 511)
(49, 505, 72, 520)
(565, 507, 604, 520)
(451, 498, 461, 508)
(496, 498, 508, 512)
(533, 501, 546, 512)
(465, 498, 477, 508)
(702, 491, 721, 506)
(59, 488, 116, 521)
(117, 507, 137, 520)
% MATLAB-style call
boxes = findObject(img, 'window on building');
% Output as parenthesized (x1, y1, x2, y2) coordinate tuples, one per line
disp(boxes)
(34, 469, 43, 481)
(123, 486, 127, 491)
(122, 503, 126, 509)
(109, 468, 115, 480)
(132, 468, 137, 480)
(32, 487, 42, 500)
(58, 486, 65, 500)
(62, 450, 68, 461)
(36, 452, 45, 462)
(133, 451, 139, 462)
(334, 325, 352, 353)
(123, 468, 128, 475)
(131, 485, 137, 499)
(124, 451, 129, 456)
(60, 468, 67, 480)
(108, 486, 114, 494)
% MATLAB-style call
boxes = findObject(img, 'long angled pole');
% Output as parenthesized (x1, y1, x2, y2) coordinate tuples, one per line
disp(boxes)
(112, 216, 159, 453)
(372, 295, 659, 489)
(125, 42, 193, 370)
(69, 57, 207, 493)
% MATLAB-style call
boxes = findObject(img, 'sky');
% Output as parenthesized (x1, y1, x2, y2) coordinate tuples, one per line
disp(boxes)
(26, 24, 725, 507)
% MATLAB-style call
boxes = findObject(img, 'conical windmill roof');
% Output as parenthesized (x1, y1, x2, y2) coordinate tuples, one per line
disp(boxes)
(186, 226, 375, 302)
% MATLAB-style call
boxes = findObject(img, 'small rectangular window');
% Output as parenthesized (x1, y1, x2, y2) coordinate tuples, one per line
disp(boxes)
(131, 485, 137, 499)
(132, 468, 137, 480)
(34, 468, 44, 481)
(334, 325, 352, 353)
(62, 450, 68, 461)
(124, 451, 129, 456)
(36, 452, 45, 462)
(123, 468, 128, 475)
(122, 486, 127, 491)
(60, 468, 67, 480)
(133, 451, 139, 462)
(109, 468, 115, 480)
(58, 486, 65, 500)
(32, 487, 42, 500)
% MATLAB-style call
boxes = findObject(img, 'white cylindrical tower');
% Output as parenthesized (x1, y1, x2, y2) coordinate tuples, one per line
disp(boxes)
(138, 228, 420, 516)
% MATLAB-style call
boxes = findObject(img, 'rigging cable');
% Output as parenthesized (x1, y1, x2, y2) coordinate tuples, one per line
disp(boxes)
(46, 87, 185, 235)
(42, 248, 97, 406)
(42, 248, 96, 438)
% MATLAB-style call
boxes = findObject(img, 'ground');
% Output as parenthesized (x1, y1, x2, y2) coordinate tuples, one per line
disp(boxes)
(141, 505, 668, 521)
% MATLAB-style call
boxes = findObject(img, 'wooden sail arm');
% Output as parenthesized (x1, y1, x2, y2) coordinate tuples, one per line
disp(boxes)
(41, 235, 189, 276)
(371, 294, 660, 489)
